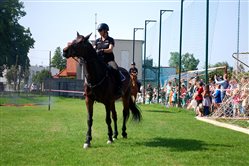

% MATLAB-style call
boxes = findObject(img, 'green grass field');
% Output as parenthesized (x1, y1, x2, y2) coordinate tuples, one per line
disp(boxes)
(0, 95, 249, 165)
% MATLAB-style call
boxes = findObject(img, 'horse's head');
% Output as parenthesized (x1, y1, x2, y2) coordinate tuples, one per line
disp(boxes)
(63, 32, 93, 60)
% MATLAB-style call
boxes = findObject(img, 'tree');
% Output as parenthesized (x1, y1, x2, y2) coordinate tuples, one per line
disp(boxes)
(32, 69, 51, 90)
(182, 53, 200, 71)
(5, 63, 30, 91)
(0, 0, 35, 76)
(168, 52, 180, 71)
(168, 52, 199, 72)
(5, 66, 17, 86)
(51, 47, 66, 71)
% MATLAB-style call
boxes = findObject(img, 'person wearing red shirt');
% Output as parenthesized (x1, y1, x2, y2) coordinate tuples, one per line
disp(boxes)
(194, 81, 204, 106)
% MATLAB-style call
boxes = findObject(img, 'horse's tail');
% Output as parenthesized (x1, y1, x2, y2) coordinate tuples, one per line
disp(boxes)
(129, 97, 142, 122)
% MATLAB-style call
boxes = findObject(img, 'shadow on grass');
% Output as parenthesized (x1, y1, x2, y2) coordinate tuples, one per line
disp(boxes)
(143, 110, 177, 114)
(137, 137, 231, 152)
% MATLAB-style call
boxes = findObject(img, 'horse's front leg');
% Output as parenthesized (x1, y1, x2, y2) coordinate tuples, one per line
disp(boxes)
(110, 103, 118, 139)
(105, 104, 113, 144)
(83, 96, 94, 149)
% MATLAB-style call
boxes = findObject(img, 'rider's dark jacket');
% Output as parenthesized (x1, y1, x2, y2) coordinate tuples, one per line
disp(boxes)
(95, 36, 115, 64)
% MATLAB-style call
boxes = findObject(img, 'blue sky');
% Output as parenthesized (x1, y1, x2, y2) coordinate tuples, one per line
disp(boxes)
(19, 0, 248, 68)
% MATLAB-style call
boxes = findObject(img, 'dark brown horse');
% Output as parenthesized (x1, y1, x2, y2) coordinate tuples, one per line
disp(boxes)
(63, 32, 142, 148)
(130, 73, 138, 102)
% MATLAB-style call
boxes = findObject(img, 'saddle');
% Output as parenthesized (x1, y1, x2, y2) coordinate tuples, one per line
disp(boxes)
(107, 65, 126, 82)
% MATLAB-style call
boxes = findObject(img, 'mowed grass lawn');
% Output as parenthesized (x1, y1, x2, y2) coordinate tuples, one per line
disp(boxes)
(0, 96, 249, 166)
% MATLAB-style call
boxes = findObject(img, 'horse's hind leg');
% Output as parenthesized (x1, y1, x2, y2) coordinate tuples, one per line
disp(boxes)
(122, 96, 130, 138)
(105, 104, 113, 144)
(110, 103, 118, 139)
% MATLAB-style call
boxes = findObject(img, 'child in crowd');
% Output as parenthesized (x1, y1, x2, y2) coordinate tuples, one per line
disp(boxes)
(232, 88, 241, 117)
(202, 85, 212, 116)
(169, 88, 173, 106)
(180, 84, 187, 107)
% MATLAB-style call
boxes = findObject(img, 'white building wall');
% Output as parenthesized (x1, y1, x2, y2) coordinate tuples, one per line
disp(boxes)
(114, 39, 143, 80)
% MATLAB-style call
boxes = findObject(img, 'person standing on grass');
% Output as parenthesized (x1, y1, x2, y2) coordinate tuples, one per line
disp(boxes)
(202, 84, 212, 116)
(232, 88, 241, 117)
(192, 81, 204, 115)
(164, 81, 172, 107)
(180, 84, 187, 107)
(194, 81, 204, 107)
(146, 83, 153, 104)
(172, 86, 178, 107)
(172, 77, 178, 89)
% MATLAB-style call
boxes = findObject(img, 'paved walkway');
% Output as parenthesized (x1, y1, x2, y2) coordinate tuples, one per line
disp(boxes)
(196, 117, 249, 135)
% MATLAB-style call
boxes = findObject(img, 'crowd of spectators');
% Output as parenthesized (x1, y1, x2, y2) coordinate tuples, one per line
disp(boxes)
(140, 73, 249, 117)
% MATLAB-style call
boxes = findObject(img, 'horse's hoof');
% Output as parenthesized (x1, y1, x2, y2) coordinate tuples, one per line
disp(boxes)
(122, 133, 127, 139)
(83, 143, 90, 149)
(113, 137, 117, 141)
(107, 140, 113, 144)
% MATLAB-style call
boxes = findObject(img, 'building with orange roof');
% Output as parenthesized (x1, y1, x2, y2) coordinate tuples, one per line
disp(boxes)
(54, 57, 79, 78)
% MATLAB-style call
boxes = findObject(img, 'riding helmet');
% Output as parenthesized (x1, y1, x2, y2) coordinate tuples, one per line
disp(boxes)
(97, 23, 109, 31)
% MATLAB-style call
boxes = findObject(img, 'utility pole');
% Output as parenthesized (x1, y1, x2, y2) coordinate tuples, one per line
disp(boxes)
(95, 13, 97, 41)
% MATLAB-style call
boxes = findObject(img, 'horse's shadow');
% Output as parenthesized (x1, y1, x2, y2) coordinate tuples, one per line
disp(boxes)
(136, 137, 232, 152)
(143, 110, 178, 114)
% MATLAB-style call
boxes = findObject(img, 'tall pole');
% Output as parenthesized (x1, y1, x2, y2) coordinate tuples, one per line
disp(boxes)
(205, 0, 209, 84)
(95, 13, 97, 41)
(143, 20, 156, 104)
(132, 28, 144, 63)
(157, 10, 173, 103)
(178, 0, 184, 107)
(48, 50, 51, 111)
(133, 28, 136, 63)
(236, 0, 240, 74)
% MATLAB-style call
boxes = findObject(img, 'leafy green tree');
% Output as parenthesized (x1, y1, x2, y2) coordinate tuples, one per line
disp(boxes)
(182, 53, 200, 71)
(5, 66, 17, 86)
(32, 69, 51, 90)
(168, 52, 180, 71)
(5, 63, 30, 91)
(51, 47, 66, 71)
(168, 52, 199, 72)
(0, 0, 35, 76)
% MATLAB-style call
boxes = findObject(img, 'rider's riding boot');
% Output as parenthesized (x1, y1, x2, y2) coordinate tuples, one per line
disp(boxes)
(114, 69, 122, 96)
(137, 81, 141, 93)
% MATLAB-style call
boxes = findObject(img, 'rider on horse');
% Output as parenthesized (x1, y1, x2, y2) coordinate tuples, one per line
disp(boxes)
(129, 62, 141, 93)
(94, 23, 122, 95)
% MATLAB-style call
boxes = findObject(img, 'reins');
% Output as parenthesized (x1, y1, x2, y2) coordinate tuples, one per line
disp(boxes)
(85, 70, 108, 89)
(72, 55, 108, 89)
